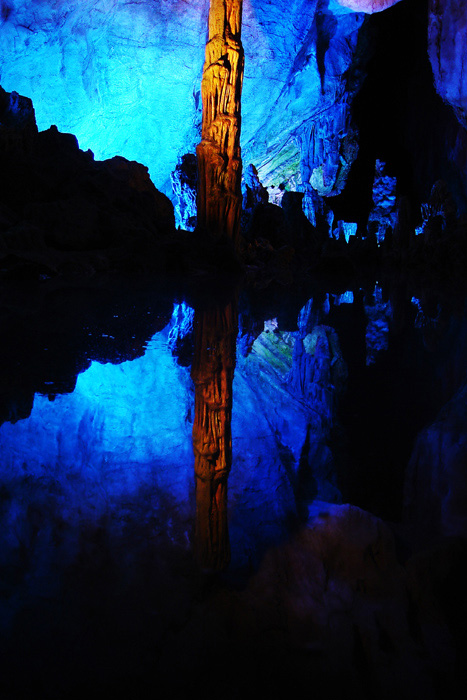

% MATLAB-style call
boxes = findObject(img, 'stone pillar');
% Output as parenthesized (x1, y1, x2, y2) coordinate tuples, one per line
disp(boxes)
(196, 0, 244, 247)
(191, 299, 238, 570)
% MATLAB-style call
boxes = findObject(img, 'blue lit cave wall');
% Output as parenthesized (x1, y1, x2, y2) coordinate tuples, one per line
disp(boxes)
(0, 0, 208, 195)
(0, 0, 367, 200)
(2, 0, 466, 236)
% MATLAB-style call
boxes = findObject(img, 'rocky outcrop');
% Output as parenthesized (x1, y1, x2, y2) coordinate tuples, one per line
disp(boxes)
(337, 0, 403, 11)
(0, 0, 209, 194)
(428, 0, 467, 127)
(0, 87, 176, 277)
(301, 104, 360, 198)
(0, 85, 37, 146)
(367, 159, 398, 244)
(241, 163, 268, 230)
(418, 180, 458, 245)
(249, 2, 366, 199)
(171, 153, 198, 231)
(2, 0, 466, 245)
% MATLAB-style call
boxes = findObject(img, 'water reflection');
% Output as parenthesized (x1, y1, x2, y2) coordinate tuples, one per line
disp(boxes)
(191, 297, 238, 570)
(1, 278, 467, 697)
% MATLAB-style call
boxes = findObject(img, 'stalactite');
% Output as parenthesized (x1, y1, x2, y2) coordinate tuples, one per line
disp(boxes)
(196, 0, 244, 247)
(191, 299, 238, 571)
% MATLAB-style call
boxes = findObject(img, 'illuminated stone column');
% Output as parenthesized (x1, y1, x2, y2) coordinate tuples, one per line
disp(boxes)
(196, 0, 244, 247)
(191, 299, 238, 571)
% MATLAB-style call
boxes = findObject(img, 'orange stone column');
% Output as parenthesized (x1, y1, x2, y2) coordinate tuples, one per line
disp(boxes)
(191, 299, 238, 570)
(196, 0, 244, 247)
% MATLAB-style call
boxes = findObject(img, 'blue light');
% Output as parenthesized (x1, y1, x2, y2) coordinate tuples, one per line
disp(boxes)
(167, 302, 195, 348)
(0, 330, 195, 511)
(0, 302, 345, 582)
(334, 291, 354, 305)
(372, 160, 397, 210)
(0, 1, 366, 200)
(335, 221, 358, 243)
(0, 2, 206, 194)
(365, 288, 391, 365)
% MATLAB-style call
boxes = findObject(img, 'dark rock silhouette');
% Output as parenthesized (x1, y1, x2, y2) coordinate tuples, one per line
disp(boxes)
(1, 87, 175, 279)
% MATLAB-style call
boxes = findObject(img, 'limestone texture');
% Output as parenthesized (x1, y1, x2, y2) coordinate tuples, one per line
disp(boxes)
(367, 159, 398, 243)
(170, 153, 198, 231)
(428, 0, 467, 127)
(337, 0, 403, 11)
(0, 0, 366, 200)
(196, 0, 244, 243)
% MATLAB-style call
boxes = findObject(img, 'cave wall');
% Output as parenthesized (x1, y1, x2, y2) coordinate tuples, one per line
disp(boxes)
(332, 0, 467, 228)
(0, 0, 367, 197)
(337, 0, 403, 10)
(1, 0, 466, 224)
(428, 0, 467, 128)
(0, 0, 208, 194)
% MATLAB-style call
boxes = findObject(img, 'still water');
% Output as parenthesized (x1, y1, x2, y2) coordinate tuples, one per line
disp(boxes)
(1, 276, 466, 698)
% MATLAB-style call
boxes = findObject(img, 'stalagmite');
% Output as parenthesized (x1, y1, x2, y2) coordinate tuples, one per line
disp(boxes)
(196, 0, 244, 246)
(191, 299, 238, 571)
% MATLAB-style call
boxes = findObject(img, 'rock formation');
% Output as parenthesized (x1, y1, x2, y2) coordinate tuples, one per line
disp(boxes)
(170, 153, 198, 231)
(2, 1, 467, 278)
(428, 0, 467, 127)
(241, 163, 268, 230)
(0, 86, 175, 278)
(367, 159, 398, 244)
(196, 0, 244, 245)
(337, 0, 403, 11)
(2, 0, 466, 237)
(0, 1, 366, 201)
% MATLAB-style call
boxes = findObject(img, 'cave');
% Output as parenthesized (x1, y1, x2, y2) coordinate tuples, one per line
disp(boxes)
(1, 1, 467, 698)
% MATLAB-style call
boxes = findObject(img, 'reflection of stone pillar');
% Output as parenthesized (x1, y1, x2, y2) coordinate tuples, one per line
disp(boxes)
(196, 0, 244, 247)
(191, 299, 238, 570)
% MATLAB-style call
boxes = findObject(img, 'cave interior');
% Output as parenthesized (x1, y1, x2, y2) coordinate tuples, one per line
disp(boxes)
(1, 1, 467, 698)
